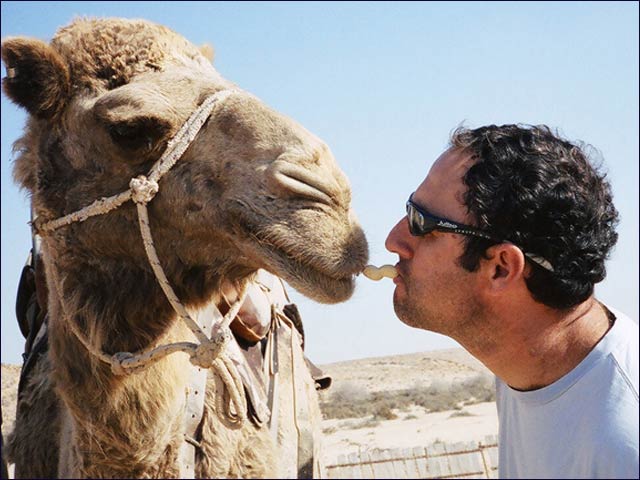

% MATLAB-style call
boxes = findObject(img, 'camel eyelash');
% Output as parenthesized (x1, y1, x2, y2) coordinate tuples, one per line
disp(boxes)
(107, 117, 170, 152)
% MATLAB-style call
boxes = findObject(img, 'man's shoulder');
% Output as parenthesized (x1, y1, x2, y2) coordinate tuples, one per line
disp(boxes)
(604, 306, 639, 394)
(592, 311, 640, 479)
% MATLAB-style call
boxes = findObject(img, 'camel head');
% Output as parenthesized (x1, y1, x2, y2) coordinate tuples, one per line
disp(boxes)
(2, 18, 369, 304)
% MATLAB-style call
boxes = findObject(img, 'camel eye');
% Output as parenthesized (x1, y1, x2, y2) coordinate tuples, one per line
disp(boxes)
(107, 117, 170, 152)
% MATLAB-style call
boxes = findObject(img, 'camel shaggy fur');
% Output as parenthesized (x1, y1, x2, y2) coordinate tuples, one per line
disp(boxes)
(1, 18, 368, 478)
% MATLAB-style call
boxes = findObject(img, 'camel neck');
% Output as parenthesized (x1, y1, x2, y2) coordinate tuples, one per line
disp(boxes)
(44, 252, 207, 476)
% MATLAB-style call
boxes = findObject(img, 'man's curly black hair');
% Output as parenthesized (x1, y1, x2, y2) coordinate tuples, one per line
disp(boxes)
(450, 124, 619, 309)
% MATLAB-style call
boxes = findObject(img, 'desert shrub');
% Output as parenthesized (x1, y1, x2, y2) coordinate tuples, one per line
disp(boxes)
(356, 417, 381, 429)
(320, 373, 495, 420)
(373, 404, 397, 420)
(449, 409, 475, 418)
(461, 373, 496, 402)
(320, 381, 372, 419)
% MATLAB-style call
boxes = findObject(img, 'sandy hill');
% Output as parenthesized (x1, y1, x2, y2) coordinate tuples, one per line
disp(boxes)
(318, 348, 490, 394)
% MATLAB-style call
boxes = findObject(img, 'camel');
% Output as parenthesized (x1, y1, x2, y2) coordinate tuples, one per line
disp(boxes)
(1, 17, 368, 478)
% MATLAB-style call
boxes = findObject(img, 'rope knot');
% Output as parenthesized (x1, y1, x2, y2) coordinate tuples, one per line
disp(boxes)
(30, 216, 47, 235)
(130, 176, 159, 204)
(110, 351, 137, 375)
(189, 328, 232, 369)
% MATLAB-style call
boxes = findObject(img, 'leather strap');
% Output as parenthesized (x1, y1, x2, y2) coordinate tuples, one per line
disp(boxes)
(223, 334, 271, 425)
(178, 302, 220, 478)
(264, 312, 280, 439)
(284, 312, 315, 479)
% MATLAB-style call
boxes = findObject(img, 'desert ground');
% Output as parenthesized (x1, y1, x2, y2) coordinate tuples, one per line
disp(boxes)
(316, 348, 498, 465)
(2, 348, 498, 473)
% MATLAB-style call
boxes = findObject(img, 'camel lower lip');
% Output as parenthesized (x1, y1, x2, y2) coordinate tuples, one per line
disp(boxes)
(283, 265, 356, 304)
(245, 241, 358, 303)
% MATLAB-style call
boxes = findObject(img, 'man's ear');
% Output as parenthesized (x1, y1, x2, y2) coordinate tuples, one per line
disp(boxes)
(1, 37, 70, 119)
(483, 243, 527, 292)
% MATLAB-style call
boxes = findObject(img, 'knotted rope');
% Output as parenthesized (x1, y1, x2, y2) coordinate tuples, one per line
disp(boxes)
(33, 91, 236, 234)
(36, 88, 250, 425)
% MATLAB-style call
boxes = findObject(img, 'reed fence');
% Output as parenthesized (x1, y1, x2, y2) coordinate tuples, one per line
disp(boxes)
(324, 435, 498, 479)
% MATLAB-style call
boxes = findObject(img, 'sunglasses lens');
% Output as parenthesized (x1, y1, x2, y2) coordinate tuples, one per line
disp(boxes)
(407, 202, 425, 236)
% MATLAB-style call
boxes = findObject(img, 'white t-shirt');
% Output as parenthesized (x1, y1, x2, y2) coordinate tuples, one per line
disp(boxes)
(496, 306, 639, 479)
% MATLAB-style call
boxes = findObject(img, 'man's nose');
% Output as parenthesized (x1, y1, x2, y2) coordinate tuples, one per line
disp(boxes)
(385, 216, 414, 259)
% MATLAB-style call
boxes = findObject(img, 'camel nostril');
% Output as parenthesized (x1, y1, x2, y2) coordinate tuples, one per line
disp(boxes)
(266, 159, 338, 205)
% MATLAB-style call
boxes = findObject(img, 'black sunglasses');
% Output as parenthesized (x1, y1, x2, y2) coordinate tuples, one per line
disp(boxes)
(406, 194, 554, 272)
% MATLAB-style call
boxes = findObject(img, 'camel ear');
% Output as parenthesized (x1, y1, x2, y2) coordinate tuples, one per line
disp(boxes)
(199, 43, 215, 63)
(1, 37, 70, 119)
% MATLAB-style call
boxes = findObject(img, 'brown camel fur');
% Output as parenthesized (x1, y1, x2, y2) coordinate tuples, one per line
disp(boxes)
(1, 18, 368, 478)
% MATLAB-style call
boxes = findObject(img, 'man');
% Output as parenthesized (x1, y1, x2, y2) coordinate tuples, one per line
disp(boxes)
(385, 124, 639, 479)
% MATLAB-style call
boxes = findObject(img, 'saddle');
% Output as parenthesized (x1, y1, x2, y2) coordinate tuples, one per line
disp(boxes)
(15, 249, 331, 426)
(16, 251, 332, 407)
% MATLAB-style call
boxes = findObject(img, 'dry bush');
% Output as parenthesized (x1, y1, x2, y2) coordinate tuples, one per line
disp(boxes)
(322, 425, 338, 435)
(320, 381, 372, 419)
(373, 404, 397, 420)
(355, 417, 381, 429)
(320, 373, 495, 420)
(448, 409, 475, 418)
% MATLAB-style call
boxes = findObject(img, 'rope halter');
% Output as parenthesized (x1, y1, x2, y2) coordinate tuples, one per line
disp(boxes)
(35, 88, 250, 425)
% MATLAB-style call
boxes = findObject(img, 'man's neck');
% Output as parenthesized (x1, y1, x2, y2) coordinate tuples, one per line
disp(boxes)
(463, 297, 613, 391)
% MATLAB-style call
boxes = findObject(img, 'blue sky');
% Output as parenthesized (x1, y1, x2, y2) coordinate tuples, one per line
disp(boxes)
(1, 1, 638, 366)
